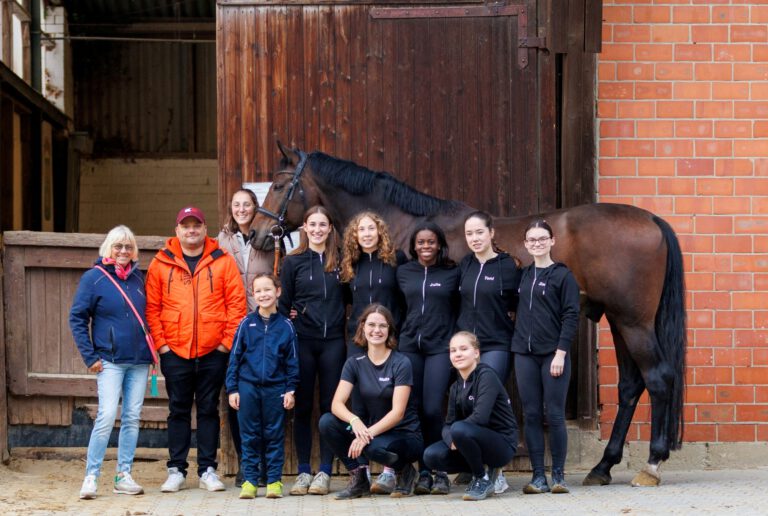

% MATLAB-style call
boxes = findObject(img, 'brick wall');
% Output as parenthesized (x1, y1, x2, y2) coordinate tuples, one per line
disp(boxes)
(78, 159, 219, 236)
(597, 1, 768, 443)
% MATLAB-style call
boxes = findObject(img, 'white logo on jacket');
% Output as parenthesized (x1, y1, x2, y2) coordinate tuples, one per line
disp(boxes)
(484, 276, 495, 281)
(379, 377, 391, 382)
(429, 282, 442, 287)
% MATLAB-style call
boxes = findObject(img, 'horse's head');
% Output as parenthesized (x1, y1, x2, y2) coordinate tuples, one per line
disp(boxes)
(251, 142, 321, 251)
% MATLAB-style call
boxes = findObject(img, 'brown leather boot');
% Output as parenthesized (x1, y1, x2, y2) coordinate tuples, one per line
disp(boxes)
(334, 467, 371, 499)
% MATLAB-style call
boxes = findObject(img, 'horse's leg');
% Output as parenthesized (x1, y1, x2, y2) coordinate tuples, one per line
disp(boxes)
(583, 320, 646, 486)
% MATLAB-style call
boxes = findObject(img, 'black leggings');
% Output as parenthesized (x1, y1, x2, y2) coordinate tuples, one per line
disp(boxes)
(480, 349, 511, 384)
(422, 421, 516, 477)
(514, 352, 571, 474)
(401, 351, 453, 470)
(294, 336, 346, 469)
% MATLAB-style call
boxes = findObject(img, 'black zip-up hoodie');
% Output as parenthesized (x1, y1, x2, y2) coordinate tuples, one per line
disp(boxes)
(442, 363, 518, 447)
(346, 250, 407, 337)
(457, 252, 521, 352)
(279, 249, 346, 340)
(396, 261, 460, 355)
(511, 262, 580, 355)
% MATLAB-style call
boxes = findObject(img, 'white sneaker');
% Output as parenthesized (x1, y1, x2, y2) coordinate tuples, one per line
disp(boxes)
(199, 467, 226, 492)
(308, 472, 330, 495)
(494, 472, 510, 494)
(113, 472, 144, 495)
(161, 467, 186, 492)
(79, 474, 98, 499)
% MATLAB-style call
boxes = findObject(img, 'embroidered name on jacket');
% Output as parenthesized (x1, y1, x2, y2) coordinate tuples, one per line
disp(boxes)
(429, 282, 442, 287)
(538, 281, 546, 287)
(378, 377, 391, 382)
(484, 276, 495, 281)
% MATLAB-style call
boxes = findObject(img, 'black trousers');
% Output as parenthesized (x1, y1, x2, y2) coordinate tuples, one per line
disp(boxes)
(160, 349, 228, 477)
(423, 421, 516, 477)
(319, 412, 423, 472)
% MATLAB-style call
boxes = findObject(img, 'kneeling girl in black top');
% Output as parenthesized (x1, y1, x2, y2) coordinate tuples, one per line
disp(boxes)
(423, 331, 518, 501)
(319, 304, 422, 500)
(511, 219, 580, 495)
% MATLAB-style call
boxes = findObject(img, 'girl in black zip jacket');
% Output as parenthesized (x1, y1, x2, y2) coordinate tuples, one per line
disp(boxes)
(423, 331, 518, 501)
(511, 219, 580, 495)
(279, 206, 346, 494)
(457, 211, 521, 383)
(396, 221, 460, 494)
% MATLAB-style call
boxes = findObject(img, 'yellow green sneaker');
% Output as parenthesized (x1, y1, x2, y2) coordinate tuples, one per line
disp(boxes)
(239, 480, 258, 499)
(266, 481, 283, 498)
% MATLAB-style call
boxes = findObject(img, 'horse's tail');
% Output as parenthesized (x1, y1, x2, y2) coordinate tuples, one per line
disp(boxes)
(653, 215, 687, 451)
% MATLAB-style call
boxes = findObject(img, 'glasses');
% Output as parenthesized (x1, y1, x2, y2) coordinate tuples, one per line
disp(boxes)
(365, 322, 389, 330)
(112, 244, 134, 252)
(524, 237, 551, 246)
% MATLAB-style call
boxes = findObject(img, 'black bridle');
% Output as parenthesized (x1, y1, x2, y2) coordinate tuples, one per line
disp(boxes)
(257, 150, 309, 244)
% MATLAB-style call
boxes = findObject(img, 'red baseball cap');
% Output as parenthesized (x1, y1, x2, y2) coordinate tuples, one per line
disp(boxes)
(176, 206, 206, 225)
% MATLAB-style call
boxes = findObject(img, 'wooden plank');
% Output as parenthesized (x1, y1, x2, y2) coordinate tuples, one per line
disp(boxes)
(393, 18, 415, 190)
(240, 7, 257, 181)
(474, 18, 492, 209)
(333, 6, 352, 159)
(584, 0, 602, 53)
(43, 268, 62, 373)
(303, 7, 320, 149)
(379, 17, 397, 174)
(365, 7, 384, 170)
(255, 7, 271, 176)
(0, 243, 8, 461)
(218, 0, 478, 5)
(285, 6, 305, 150)
(318, 5, 336, 155)
(13, 374, 168, 399)
(59, 269, 82, 375)
(348, 7, 367, 163)
(266, 6, 289, 174)
(411, 18, 430, 194)
(1, 231, 166, 249)
(3, 245, 28, 394)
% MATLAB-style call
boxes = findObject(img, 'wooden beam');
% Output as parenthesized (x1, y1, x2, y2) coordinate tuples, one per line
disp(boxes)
(0, 236, 9, 462)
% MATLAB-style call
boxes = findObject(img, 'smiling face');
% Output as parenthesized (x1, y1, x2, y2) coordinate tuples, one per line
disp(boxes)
(231, 191, 256, 231)
(357, 216, 380, 253)
(464, 216, 494, 256)
(303, 212, 332, 249)
(414, 229, 439, 267)
(363, 311, 390, 348)
(524, 226, 554, 259)
(175, 217, 207, 252)
(252, 276, 280, 313)
(449, 334, 480, 373)
(110, 240, 134, 267)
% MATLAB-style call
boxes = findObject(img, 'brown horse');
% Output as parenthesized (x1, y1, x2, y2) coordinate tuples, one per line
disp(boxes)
(251, 144, 686, 487)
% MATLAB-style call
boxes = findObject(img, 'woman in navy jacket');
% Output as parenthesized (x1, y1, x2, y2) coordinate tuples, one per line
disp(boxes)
(396, 221, 459, 495)
(280, 206, 346, 495)
(70, 225, 153, 500)
(512, 219, 580, 495)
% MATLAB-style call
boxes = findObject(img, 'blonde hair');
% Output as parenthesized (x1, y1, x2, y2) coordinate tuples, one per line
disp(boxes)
(450, 331, 480, 350)
(340, 211, 397, 282)
(99, 225, 139, 262)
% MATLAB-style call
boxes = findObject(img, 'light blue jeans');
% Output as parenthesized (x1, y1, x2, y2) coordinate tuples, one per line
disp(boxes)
(86, 361, 149, 477)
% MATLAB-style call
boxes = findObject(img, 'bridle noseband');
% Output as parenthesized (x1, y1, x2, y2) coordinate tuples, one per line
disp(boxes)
(257, 150, 309, 243)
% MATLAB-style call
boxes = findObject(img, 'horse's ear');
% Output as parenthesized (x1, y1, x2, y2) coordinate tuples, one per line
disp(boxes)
(277, 140, 291, 161)
(277, 140, 301, 166)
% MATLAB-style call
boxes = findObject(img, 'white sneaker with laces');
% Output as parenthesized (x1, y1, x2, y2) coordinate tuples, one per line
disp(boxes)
(199, 466, 226, 491)
(79, 474, 98, 499)
(161, 467, 186, 492)
(494, 472, 510, 494)
(114, 472, 144, 495)
(308, 471, 331, 495)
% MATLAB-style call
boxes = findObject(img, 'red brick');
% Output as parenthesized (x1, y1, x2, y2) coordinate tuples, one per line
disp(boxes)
(713, 44, 751, 62)
(717, 386, 754, 404)
(673, 6, 710, 23)
(714, 348, 753, 366)
(754, 197, 768, 214)
(635, 6, 670, 23)
(614, 25, 651, 43)
(753, 6, 768, 23)
(673, 82, 712, 99)
(651, 25, 691, 45)
(715, 235, 753, 253)
(599, 82, 633, 100)
(756, 159, 768, 176)
(756, 277, 768, 293)
(685, 424, 717, 442)
(695, 140, 733, 158)
(618, 101, 655, 118)
(735, 216, 768, 234)
(695, 215, 733, 234)
(757, 121, 768, 137)
(734, 63, 768, 80)
(636, 82, 673, 99)
(601, 43, 635, 61)
(600, 121, 634, 138)
(693, 291, 730, 309)
(687, 385, 716, 403)
(735, 140, 768, 157)
(598, 366, 618, 386)
(715, 311, 752, 329)
(677, 158, 714, 176)
(636, 44, 673, 61)
(679, 234, 714, 253)
(737, 405, 768, 422)
(694, 329, 733, 347)
(598, 63, 616, 81)
(694, 63, 733, 81)
(603, 5, 632, 23)
(733, 292, 768, 309)
(637, 121, 675, 138)
(697, 403, 735, 422)
(756, 236, 768, 253)
(600, 139, 617, 158)
(697, 178, 734, 195)
(656, 139, 694, 157)
(675, 44, 713, 61)
(712, 6, 750, 23)
(736, 330, 768, 347)
(677, 196, 713, 215)
(657, 101, 694, 118)
(676, 121, 713, 138)
(734, 101, 768, 118)
(715, 121, 751, 138)
(598, 178, 617, 196)
(686, 271, 714, 290)
(735, 178, 768, 195)
(716, 159, 753, 176)
(658, 178, 695, 195)
(597, 101, 617, 118)
(731, 25, 768, 42)
(718, 424, 756, 442)
(617, 178, 657, 195)
(666, 215, 695, 233)
(695, 101, 733, 118)
(635, 159, 673, 177)
(756, 348, 768, 365)
(692, 25, 729, 43)
(655, 63, 693, 80)
(617, 63, 654, 81)
(634, 197, 674, 214)
(599, 158, 637, 176)
(733, 254, 768, 272)
(618, 140, 655, 157)
(712, 82, 750, 100)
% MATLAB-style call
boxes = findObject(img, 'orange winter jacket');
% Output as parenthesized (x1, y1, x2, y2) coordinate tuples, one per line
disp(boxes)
(145, 236, 246, 359)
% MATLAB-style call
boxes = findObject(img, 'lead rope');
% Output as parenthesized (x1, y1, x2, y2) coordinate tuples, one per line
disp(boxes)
(271, 224, 285, 277)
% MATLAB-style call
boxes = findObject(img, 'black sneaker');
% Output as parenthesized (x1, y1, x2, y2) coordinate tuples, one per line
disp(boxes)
(523, 474, 550, 494)
(335, 467, 371, 500)
(551, 470, 569, 494)
(413, 471, 433, 495)
(390, 463, 417, 498)
(431, 472, 450, 495)
(453, 472, 472, 485)
(462, 475, 494, 501)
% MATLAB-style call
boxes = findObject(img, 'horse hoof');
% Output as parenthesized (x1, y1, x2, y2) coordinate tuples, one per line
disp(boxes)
(582, 471, 611, 486)
(631, 466, 660, 487)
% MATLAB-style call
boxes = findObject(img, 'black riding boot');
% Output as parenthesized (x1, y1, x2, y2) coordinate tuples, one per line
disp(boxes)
(335, 467, 371, 500)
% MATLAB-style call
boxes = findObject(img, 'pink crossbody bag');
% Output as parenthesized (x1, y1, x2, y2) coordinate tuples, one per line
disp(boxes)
(95, 265, 159, 396)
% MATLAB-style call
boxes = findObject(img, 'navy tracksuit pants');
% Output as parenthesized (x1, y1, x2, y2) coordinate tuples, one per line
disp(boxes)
(238, 382, 286, 485)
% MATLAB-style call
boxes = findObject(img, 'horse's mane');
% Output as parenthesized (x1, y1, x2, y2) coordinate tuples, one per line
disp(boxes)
(307, 152, 463, 217)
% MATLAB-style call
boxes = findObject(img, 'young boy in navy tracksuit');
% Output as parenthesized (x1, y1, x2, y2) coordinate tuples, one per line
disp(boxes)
(227, 273, 299, 499)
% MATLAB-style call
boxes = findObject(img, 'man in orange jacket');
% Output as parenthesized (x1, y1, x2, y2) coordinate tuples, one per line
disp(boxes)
(146, 206, 246, 493)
